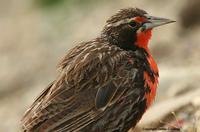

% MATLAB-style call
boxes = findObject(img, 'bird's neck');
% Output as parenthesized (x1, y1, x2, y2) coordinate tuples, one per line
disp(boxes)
(102, 29, 152, 52)
(135, 29, 158, 74)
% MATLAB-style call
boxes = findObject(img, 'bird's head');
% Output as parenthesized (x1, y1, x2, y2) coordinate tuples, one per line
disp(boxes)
(102, 8, 175, 50)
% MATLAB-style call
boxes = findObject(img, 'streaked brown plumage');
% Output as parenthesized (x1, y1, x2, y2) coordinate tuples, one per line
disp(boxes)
(21, 8, 175, 132)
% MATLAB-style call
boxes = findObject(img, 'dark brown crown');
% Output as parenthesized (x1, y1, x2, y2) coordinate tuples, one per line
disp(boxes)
(106, 8, 147, 24)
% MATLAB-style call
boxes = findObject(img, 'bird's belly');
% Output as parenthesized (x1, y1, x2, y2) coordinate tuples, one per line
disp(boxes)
(144, 71, 158, 108)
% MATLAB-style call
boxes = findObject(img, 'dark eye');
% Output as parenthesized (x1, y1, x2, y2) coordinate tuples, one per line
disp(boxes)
(129, 21, 137, 28)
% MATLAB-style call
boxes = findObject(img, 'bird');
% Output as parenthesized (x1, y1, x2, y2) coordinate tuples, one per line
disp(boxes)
(21, 8, 175, 132)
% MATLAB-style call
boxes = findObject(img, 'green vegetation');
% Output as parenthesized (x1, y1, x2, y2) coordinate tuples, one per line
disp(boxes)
(35, 0, 65, 8)
(35, 0, 99, 8)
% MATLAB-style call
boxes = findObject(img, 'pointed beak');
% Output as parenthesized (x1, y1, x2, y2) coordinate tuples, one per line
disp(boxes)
(143, 15, 176, 30)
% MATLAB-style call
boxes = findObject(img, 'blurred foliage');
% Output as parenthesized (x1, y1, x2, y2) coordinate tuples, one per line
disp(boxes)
(35, 0, 98, 9)
(35, 0, 65, 7)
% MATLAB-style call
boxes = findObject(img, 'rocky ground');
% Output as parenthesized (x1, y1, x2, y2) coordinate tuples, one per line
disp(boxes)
(0, 0, 200, 131)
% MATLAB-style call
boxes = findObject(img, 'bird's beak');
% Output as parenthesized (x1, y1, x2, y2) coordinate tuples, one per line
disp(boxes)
(143, 15, 175, 30)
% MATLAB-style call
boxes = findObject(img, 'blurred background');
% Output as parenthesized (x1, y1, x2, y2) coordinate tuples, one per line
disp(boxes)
(0, 0, 200, 131)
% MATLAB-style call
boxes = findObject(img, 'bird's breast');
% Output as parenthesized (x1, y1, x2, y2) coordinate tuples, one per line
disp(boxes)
(128, 49, 158, 108)
(144, 53, 159, 108)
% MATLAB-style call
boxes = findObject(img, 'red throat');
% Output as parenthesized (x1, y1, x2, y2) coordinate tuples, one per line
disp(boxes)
(135, 29, 158, 74)
(135, 29, 152, 49)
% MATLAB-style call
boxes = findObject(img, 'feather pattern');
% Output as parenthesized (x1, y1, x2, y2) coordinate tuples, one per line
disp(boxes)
(21, 38, 150, 132)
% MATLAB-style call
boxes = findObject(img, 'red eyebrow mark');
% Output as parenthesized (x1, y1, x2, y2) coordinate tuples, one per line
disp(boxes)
(133, 17, 146, 23)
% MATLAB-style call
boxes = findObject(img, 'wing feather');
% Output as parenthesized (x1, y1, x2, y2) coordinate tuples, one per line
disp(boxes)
(21, 40, 138, 132)
(95, 81, 118, 110)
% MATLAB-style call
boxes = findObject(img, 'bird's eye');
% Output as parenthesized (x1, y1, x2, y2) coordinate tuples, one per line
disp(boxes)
(129, 21, 137, 28)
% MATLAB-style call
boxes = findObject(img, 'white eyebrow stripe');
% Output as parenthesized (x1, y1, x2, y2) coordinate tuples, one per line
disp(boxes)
(106, 18, 131, 27)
